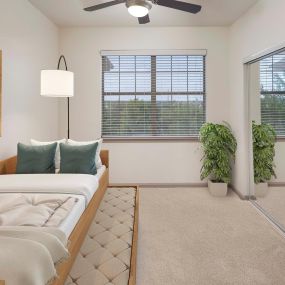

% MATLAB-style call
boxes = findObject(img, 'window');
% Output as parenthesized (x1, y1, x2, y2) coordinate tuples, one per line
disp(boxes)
(102, 53, 206, 139)
(260, 51, 285, 137)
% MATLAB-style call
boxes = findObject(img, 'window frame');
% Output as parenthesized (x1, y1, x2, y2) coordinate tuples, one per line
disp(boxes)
(101, 53, 206, 141)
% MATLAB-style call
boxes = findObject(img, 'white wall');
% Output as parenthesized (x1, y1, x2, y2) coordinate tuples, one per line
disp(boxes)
(248, 62, 261, 124)
(0, 0, 59, 159)
(59, 27, 229, 184)
(229, 0, 285, 195)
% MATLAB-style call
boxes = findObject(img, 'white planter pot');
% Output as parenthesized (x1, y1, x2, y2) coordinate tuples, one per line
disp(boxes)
(254, 183, 269, 198)
(208, 180, 228, 197)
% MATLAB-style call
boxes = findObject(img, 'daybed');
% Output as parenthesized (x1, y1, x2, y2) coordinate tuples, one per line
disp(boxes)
(0, 150, 109, 285)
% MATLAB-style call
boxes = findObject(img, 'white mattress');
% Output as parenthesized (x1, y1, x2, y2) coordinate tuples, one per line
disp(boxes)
(58, 165, 106, 237)
(58, 194, 86, 237)
(0, 172, 100, 205)
(0, 166, 107, 237)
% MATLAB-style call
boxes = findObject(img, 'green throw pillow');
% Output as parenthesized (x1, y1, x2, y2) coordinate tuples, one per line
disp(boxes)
(16, 142, 57, 174)
(60, 143, 98, 175)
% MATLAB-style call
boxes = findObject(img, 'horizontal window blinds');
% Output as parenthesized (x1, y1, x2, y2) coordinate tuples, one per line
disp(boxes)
(260, 51, 285, 137)
(102, 54, 206, 138)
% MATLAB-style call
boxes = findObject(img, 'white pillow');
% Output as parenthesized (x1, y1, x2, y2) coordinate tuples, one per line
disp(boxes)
(67, 139, 103, 168)
(30, 139, 66, 170)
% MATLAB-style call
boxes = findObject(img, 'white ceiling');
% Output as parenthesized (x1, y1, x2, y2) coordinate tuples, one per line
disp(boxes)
(28, 0, 258, 27)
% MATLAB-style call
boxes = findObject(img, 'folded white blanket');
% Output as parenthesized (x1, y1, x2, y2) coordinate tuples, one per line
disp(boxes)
(0, 194, 78, 227)
(0, 226, 68, 245)
(0, 227, 69, 285)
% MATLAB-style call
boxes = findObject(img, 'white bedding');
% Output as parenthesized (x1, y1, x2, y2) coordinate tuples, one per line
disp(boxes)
(58, 166, 106, 236)
(0, 166, 106, 237)
(0, 173, 99, 205)
(0, 193, 78, 228)
(97, 165, 106, 180)
(0, 193, 84, 238)
(58, 194, 85, 237)
(0, 227, 69, 285)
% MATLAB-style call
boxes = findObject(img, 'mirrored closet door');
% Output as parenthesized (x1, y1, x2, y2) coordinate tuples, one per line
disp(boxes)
(247, 47, 285, 230)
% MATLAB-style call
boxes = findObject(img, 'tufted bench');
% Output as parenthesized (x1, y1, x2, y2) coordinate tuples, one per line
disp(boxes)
(65, 187, 138, 285)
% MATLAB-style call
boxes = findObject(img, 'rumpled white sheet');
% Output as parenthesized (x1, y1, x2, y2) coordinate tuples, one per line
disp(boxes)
(0, 227, 69, 285)
(0, 193, 78, 227)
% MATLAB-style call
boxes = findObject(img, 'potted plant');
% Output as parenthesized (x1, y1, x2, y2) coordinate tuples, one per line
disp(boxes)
(252, 121, 276, 197)
(200, 122, 237, 197)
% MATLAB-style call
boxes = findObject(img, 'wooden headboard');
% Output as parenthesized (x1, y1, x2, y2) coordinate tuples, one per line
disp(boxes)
(0, 150, 109, 175)
(100, 150, 109, 169)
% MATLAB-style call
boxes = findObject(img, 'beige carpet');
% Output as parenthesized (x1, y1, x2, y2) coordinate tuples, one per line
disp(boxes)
(256, 187, 285, 229)
(136, 188, 285, 285)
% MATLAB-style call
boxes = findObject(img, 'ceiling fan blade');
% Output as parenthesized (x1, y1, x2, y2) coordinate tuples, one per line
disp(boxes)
(84, 0, 125, 11)
(155, 0, 201, 14)
(138, 14, 150, 24)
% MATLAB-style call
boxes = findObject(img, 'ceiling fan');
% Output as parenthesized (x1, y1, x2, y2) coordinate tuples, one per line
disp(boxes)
(82, 0, 202, 24)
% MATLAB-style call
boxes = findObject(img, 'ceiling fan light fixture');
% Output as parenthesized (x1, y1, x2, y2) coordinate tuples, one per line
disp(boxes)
(126, 0, 152, 18)
(128, 5, 148, 17)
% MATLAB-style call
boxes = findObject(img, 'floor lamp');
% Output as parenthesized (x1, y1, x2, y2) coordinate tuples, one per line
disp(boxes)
(41, 55, 74, 139)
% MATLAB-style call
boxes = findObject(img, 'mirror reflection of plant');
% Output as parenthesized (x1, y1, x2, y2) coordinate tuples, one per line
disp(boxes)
(200, 122, 237, 184)
(252, 121, 276, 184)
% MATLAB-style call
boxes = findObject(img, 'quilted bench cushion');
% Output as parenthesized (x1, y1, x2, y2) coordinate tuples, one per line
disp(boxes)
(65, 187, 137, 285)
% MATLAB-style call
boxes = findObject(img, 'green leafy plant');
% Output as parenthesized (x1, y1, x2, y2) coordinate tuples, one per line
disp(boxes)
(200, 122, 237, 183)
(252, 121, 276, 184)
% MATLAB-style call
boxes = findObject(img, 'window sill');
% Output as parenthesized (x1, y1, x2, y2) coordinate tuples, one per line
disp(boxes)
(102, 137, 200, 142)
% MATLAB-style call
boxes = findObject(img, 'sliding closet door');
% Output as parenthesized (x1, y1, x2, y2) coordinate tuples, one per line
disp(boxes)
(247, 48, 285, 230)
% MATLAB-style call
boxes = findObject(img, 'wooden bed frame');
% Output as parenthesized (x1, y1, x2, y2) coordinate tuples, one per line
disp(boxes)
(0, 150, 109, 285)
(128, 185, 139, 285)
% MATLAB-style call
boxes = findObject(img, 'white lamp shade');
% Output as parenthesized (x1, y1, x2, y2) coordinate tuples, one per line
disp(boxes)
(41, 70, 74, 97)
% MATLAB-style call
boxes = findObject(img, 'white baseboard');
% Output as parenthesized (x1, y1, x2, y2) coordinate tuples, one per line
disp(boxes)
(110, 182, 249, 201)
(269, 182, 285, 187)
(110, 182, 207, 188)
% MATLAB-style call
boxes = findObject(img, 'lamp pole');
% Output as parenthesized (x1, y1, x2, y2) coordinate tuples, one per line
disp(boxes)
(57, 55, 70, 139)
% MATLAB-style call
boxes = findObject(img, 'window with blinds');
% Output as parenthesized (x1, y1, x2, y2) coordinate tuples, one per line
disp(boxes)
(260, 51, 285, 137)
(102, 54, 206, 139)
